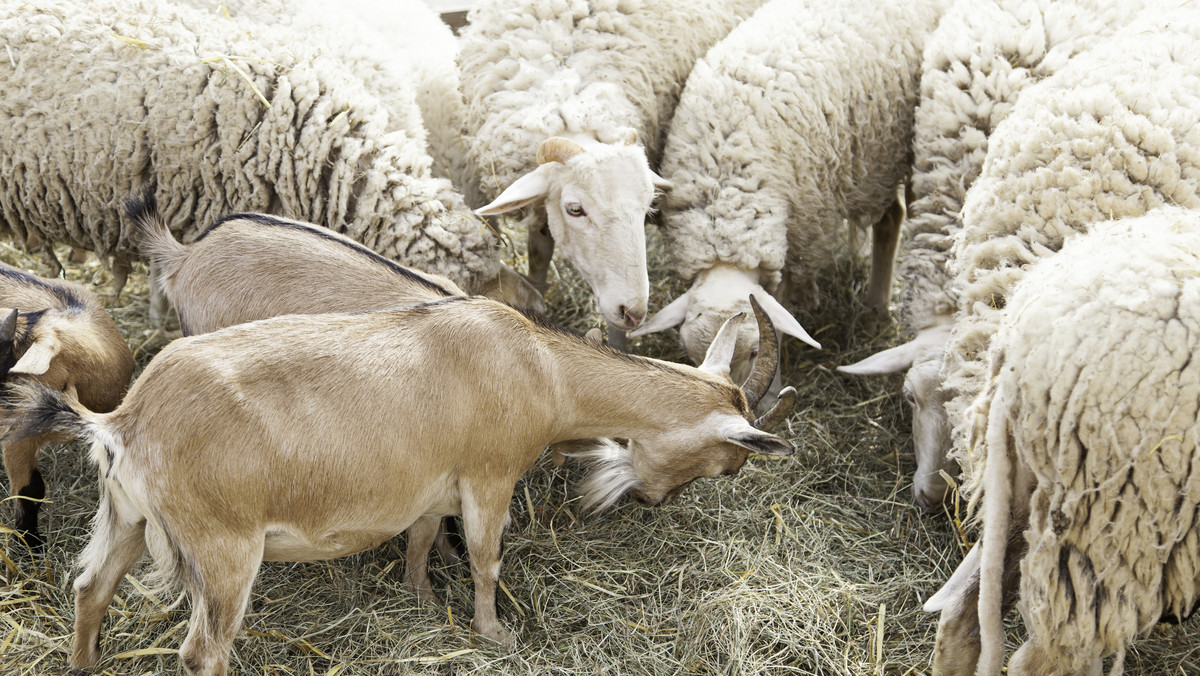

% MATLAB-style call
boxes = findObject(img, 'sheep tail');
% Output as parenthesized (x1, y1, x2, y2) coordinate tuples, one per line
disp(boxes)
(124, 185, 187, 279)
(977, 382, 1012, 676)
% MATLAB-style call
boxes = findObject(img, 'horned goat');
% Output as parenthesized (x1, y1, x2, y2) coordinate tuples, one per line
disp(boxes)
(837, 0, 1173, 510)
(458, 0, 766, 346)
(634, 0, 946, 392)
(0, 264, 133, 551)
(1, 296, 796, 675)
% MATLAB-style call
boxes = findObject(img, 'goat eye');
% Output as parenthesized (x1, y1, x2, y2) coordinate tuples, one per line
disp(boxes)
(565, 202, 586, 217)
(903, 389, 917, 406)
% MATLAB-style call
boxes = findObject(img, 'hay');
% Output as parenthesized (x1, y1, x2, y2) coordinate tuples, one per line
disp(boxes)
(1, 232, 1199, 676)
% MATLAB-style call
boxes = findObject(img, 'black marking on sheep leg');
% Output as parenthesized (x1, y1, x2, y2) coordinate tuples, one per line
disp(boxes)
(199, 213, 453, 297)
(1058, 548, 1077, 620)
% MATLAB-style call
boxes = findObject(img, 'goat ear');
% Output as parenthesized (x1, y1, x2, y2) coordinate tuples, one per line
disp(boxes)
(697, 311, 746, 379)
(475, 164, 554, 215)
(583, 328, 603, 344)
(724, 427, 794, 456)
(651, 171, 673, 191)
(11, 333, 61, 376)
(752, 290, 820, 349)
(629, 292, 690, 337)
(837, 341, 919, 375)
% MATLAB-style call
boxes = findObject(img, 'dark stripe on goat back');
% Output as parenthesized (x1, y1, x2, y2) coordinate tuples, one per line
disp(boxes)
(198, 213, 453, 297)
(0, 265, 87, 312)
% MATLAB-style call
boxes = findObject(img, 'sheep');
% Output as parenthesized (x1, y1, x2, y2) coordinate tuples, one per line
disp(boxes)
(1, 295, 797, 674)
(0, 0, 537, 313)
(927, 207, 1200, 676)
(457, 0, 766, 346)
(917, 7, 1200, 674)
(127, 189, 465, 334)
(837, 0, 1171, 510)
(0, 263, 133, 552)
(632, 0, 947, 392)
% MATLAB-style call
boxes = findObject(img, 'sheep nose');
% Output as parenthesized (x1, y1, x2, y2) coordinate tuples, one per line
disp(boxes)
(618, 305, 644, 329)
(913, 485, 947, 512)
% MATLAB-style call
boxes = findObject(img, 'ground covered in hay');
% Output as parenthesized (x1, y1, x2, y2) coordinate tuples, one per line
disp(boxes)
(1, 228, 1198, 676)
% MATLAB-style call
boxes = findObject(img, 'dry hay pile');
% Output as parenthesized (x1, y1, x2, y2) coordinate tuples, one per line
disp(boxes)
(1, 228, 1199, 675)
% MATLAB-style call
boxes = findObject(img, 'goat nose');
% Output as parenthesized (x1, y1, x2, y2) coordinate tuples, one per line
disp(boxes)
(913, 486, 946, 512)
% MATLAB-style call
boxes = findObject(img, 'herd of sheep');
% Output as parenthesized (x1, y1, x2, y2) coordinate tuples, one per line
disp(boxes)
(1, 0, 1199, 673)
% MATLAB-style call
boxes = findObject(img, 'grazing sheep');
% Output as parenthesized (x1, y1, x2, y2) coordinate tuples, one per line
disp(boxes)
(2, 296, 795, 674)
(0, 264, 133, 551)
(929, 208, 1200, 676)
(0, 0, 536, 311)
(838, 0, 1174, 510)
(458, 0, 766, 344)
(634, 0, 947, 390)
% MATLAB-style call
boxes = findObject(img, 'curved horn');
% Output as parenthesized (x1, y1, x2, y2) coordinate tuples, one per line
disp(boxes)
(753, 386, 796, 430)
(742, 294, 780, 409)
(536, 137, 586, 165)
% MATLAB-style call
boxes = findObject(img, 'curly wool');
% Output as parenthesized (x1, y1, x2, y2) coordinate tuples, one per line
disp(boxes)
(897, 0, 1140, 335)
(944, 5, 1200, 496)
(658, 0, 945, 307)
(457, 0, 765, 206)
(979, 209, 1200, 673)
(0, 0, 499, 293)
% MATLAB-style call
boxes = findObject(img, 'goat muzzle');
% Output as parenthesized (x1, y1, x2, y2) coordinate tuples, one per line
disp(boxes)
(741, 295, 779, 409)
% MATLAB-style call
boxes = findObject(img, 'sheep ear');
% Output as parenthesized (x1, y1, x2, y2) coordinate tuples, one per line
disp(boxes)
(11, 333, 61, 376)
(837, 324, 951, 376)
(651, 171, 673, 190)
(475, 164, 555, 215)
(697, 311, 746, 378)
(751, 290, 820, 349)
(723, 425, 794, 456)
(628, 292, 690, 337)
(583, 328, 603, 344)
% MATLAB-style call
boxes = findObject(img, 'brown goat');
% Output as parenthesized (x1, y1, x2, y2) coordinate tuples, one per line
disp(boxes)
(0, 263, 133, 550)
(4, 295, 795, 675)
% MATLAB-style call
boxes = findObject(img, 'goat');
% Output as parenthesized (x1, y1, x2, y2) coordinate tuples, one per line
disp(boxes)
(3, 295, 796, 675)
(0, 263, 133, 551)
(127, 191, 466, 335)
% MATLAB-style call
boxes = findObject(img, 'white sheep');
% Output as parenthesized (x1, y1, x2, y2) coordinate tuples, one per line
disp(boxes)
(837, 0, 1163, 510)
(633, 0, 947, 389)
(457, 0, 765, 344)
(920, 8, 1200, 675)
(928, 208, 1200, 676)
(0, 0, 536, 310)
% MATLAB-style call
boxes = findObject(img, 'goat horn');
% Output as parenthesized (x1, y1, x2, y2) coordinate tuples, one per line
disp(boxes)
(753, 386, 796, 430)
(741, 295, 779, 409)
(536, 137, 586, 165)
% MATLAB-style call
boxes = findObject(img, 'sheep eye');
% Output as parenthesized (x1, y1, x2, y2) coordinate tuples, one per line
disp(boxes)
(565, 202, 586, 217)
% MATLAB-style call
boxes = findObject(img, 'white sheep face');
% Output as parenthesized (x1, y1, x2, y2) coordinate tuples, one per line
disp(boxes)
(477, 141, 663, 330)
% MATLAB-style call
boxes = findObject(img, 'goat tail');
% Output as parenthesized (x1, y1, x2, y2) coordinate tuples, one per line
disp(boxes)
(977, 382, 1013, 676)
(2, 380, 107, 450)
(124, 185, 188, 278)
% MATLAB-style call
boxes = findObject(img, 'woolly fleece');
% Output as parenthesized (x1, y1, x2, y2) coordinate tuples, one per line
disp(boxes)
(457, 0, 765, 208)
(0, 0, 499, 293)
(945, 5, 1200, 496)
(898, 0, 1143, 335)
(979, 208, 1200, 673)
(658, 0, 945, 309)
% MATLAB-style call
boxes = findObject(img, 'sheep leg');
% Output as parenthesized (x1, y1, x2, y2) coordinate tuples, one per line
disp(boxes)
(3, 436, 46, 552)
(607, 324, 629, 351)
(147, 260, 171, 328)
(866, 197, 903, 315)
(177, 537, 264, 676)
(527, 222, 554, 294)
(71, 504, 147, 670)
(460, 479, 515, 646)
(404, 515, 443, 604)
(1008, 637, 1104, 676)
(931, 528, 1027, 675)
(110, 255, 132, 299)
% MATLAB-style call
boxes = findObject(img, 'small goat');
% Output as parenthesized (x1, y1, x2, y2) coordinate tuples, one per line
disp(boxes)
(127, 191, 466, 334)
(0, 263, 133, 550)
(4, 295, 795, 675)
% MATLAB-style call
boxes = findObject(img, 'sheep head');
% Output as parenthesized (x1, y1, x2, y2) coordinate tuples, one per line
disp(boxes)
(838, 322, 956, 510)
(632, 265, 820, 399)
(476, 134, 671, 331)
